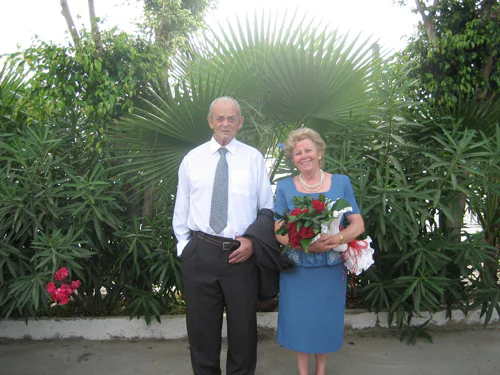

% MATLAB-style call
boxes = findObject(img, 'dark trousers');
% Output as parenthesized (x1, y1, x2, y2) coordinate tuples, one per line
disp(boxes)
(181, 234, 259, 375)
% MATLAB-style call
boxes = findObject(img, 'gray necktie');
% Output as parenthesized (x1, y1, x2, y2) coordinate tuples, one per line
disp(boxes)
(210, 147, 228, 234)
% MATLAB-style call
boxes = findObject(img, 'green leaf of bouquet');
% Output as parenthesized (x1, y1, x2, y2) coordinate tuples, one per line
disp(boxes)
(276, 220, 289, 234)
(317, 214, 330, 221)
(331, 198, 352, 211)
(302, 238, 314, 252)
(292, 196, 305, 207)
(275, 212, 286, 219)
(296, 221, 303, 230)
(276, 226, 288, 235)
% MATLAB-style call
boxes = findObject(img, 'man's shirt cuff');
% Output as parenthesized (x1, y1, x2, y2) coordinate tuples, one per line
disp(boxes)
(176, 239, 190, 256)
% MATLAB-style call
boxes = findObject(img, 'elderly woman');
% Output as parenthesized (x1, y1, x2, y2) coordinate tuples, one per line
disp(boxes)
(274, 128, 365, 375)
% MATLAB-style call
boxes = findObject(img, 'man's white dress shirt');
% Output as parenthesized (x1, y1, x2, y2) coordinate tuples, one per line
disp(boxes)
(173, 137, 274, 255)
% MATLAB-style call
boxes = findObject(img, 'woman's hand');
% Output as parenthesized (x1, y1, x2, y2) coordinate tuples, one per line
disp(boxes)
(308, 234, 341, 253)
(274, 220, 289, 246)
(308, 214, 365, 253)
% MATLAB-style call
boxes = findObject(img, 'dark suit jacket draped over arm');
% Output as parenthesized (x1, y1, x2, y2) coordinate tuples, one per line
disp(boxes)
(244, 208, 295, 300)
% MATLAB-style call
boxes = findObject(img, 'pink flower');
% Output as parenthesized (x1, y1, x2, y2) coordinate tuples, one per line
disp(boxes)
(54, 289, 70, 305)
(70, 280, 81, 291)
(59, 283, 73, 296)
(46, 282, 56, 294)
(46, 268, 81, 305)
(53, 267, 69, 282)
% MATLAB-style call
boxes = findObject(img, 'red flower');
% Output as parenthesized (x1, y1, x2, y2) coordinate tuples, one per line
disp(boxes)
(289, 232, 302, 249)
(299, 225, 315, 239)
(46, 282, 56, 294)
(53, 289, 70, 305)
(60, 283, 73, 295)
(53, 267, 69, 282)
(312, 199, 326, 214)
(286, 221, 297, 231)
(286, 222, 303, 249)
(290, 208, 309, 216)
(70, 280, 81, 291)
(46, 268, 81, 306)
(275, 194, 353, 253)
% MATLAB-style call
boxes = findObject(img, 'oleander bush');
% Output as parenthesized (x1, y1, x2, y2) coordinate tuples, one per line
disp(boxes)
(0, 55, 183, 325)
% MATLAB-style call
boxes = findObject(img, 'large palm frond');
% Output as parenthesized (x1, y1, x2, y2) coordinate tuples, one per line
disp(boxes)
(0, 58, 27, 133)
(116, 12, 377, 194)
(113, 72, 228, 194)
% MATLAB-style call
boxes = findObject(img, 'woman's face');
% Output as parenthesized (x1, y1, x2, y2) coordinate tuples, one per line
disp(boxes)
(292, 138, 323, 174)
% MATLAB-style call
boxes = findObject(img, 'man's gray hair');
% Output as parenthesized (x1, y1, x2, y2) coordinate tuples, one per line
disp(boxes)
(208, 96, 241, 117)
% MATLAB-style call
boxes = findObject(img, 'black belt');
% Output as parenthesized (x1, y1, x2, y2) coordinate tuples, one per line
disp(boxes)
(193, 231, 241, 251)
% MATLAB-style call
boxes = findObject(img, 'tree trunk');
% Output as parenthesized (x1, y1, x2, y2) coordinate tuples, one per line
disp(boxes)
(142, 186, 155, 221)
(415, 0, 438, 42)
(439, 191, 466, 240)
(60, 0, 80, 47)
(477, 0, 499, 100)
(88, 0, 103, 54)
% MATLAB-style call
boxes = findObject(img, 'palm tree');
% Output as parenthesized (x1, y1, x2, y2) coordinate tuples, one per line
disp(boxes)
(115, 12, 376, 195)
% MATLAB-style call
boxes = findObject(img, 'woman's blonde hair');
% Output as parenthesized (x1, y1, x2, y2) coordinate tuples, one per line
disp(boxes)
(284, 127, 326, 160)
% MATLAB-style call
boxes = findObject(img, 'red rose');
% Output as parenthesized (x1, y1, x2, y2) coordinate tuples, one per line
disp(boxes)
(299, 225, 315, 239)
(54, 267, 69, 282)
(287, 222, 302, 248)
(312, 199, 326, 214)
(290, 208, 309, 216)
(289, 233, 302, 249)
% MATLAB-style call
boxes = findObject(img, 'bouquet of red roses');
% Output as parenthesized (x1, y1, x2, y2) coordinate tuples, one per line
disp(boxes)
(276, 194, 375, 275)
(46, 267, 81, 305)
(275, 194, 351, 252)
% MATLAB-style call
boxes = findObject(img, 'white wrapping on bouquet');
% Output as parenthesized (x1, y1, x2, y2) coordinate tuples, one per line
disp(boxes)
(311, 204, 352, 252)
(311, 202, 375, 275)
(340, 236, 375, 275)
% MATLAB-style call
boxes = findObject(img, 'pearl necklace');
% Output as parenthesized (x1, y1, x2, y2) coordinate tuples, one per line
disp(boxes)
(299, 170, 324, 192)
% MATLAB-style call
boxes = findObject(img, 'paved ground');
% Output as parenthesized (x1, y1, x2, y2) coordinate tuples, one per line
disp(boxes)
(1, 328, 499, 375)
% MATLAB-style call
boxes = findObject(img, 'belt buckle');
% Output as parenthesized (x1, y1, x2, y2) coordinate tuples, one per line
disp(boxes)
(222, 242, 232, 251)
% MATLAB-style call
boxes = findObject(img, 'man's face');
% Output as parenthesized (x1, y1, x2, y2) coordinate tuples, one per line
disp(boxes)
(208, 100, 244, 146)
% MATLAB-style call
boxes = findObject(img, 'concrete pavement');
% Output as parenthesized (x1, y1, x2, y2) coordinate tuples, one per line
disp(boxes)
(1, 328, 499, 375)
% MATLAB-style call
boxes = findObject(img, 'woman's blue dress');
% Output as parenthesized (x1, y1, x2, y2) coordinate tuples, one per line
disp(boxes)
(275, 174, 360, 354)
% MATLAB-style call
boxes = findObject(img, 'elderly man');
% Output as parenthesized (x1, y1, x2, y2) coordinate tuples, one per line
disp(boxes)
(173, 97, 274, 375)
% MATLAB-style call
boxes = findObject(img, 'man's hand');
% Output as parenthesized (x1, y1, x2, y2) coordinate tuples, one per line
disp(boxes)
(228, 237, 253, 263)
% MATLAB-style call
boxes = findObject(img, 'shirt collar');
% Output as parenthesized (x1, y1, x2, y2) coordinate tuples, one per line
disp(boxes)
(209, 137, 238, 155)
